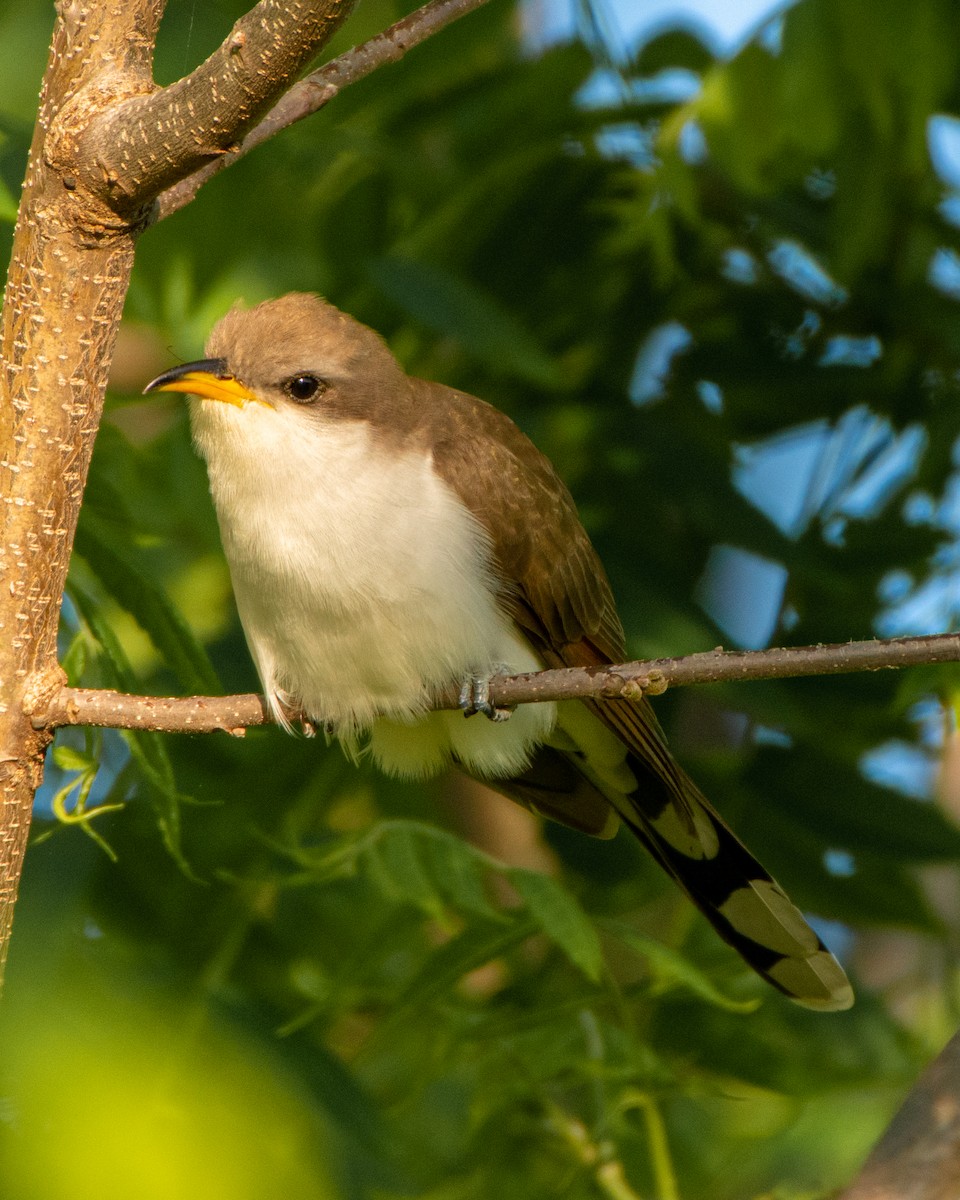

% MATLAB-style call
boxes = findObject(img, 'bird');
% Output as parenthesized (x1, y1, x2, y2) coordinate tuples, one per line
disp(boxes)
(144, 293, 853, 1011)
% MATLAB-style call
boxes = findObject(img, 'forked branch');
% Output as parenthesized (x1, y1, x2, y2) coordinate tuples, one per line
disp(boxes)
(0, 0, 498, 989)
(75, 0, 358, 211)
(156, 0, 495, 219)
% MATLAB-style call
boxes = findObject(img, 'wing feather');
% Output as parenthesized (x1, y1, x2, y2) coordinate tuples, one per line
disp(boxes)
(427, 381, 851, 1010)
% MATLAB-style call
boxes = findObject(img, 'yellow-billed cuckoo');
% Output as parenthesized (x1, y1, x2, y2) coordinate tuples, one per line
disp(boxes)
(145, 293, 852, 1011)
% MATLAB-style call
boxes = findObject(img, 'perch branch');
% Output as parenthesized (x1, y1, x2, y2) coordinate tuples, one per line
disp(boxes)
(31, 632, 960, 734)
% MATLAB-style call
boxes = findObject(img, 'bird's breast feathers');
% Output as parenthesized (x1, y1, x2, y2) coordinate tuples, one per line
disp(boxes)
(190, 398, 556, 774)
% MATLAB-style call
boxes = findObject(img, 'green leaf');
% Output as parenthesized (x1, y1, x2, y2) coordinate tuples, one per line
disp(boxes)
(284, 821, 501, 923)
(60, 628, 89, 683)
(507, 868, 604, 982)
(52, 746, 96, 773)
(66, 580, 138, 689)
(364, 823, 448, 920)
(119, 728, 197, 879)
(771, 751, 960, 862)
(601, 921, 760, 1013)
(334, 827, 604, 978)
(0, 174, 16, 223)
(67, 582, 195, 876)
(369, 256, 564, 388)
(74, 510, 220, 695)
(634, 29, 715, 75)
(426, 829, 500, 922)
(385, 918, 538, 1032)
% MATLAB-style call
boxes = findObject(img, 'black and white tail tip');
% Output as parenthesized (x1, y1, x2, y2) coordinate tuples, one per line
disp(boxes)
(618, 783, 854, 1012)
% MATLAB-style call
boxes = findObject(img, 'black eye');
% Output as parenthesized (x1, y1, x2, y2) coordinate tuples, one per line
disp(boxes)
(285, 374, 326, 403)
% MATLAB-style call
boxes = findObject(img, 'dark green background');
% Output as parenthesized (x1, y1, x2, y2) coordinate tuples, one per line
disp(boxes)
(2, 0, 959, 1195)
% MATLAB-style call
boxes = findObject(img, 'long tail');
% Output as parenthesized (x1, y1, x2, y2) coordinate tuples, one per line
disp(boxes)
(495, 695, 852, 1011)
(594, 696, 852, 1010)
(612, 756, 851, 1009)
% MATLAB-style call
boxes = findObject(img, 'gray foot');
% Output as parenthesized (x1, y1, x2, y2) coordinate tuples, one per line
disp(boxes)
(459, 673, 514, 722)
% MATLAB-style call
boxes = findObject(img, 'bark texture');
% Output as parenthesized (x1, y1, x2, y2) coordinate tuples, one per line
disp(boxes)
(0, 0, 357, 983)
(0, 0, 162, 981)
(157, 0, 494, 218)
(81, 0, 357, 210)
(839, 1030, 960, 1200)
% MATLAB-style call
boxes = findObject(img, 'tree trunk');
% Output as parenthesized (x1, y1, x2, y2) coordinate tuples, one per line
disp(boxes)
(0, 0, 357, 985)
(0, 1, 160, 978)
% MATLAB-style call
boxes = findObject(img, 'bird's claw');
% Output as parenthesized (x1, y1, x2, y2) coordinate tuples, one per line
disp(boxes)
(459, 674, 514, 722)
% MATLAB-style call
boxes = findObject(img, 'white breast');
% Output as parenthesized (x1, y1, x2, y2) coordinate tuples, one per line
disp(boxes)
(191, 398, 556, 779)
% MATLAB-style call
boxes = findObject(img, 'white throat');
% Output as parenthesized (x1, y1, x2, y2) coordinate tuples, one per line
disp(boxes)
(190, 398, 556, 778)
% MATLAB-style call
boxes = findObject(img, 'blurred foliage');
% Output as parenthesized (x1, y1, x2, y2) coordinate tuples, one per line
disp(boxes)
(5, 0, 960, 1195)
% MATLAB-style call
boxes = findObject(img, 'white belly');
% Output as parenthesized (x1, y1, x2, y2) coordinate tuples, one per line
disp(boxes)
(191, 399, 556, 778)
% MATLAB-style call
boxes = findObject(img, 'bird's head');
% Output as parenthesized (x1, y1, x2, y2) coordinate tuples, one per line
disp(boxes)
(144, 293, 407, 424)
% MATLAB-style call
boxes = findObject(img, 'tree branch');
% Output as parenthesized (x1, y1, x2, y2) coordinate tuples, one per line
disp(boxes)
(74, 0, 358, 214)
(156, 0, 494, 221)
(32, 632, 960, 734)
(838, 1028, 960, 1200)
(0, 0, 168, 987)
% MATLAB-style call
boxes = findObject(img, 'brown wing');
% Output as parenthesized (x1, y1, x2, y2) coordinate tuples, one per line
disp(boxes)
(428, 381, 688, 803)
(427, 382, 852, 1011)
(427, 382, 625, 662)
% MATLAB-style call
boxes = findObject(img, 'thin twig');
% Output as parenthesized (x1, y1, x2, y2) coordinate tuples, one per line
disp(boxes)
(31, 632, 960, 734)
(156, 0, 494, 220)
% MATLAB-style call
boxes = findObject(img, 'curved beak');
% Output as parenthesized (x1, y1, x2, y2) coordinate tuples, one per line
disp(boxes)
(143, 358, 266, 408)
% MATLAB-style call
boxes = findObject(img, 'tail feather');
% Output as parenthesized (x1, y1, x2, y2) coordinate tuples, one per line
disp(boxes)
(495, 621, 853, 1009)
(573, 694, 853, 1010)
(610, 763, 852, 1011)
(504, 694, 854, 1011)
